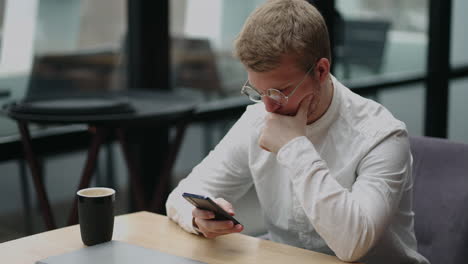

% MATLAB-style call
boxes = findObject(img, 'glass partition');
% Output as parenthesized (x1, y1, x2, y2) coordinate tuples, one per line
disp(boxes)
(334, 0, 428, 81)
(171, 0, 270, 101)
(451, 0, 468, 67)
(449, 78, 468, 144)
(0, 0, 127, 137)
(378, 83, 426, 136)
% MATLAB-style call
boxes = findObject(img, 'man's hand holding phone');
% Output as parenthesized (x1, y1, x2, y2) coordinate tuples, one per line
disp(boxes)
(190, 197, 244, 238)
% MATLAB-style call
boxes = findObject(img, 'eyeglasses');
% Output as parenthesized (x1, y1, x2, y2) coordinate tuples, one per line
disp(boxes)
(241, 64, 315, 106)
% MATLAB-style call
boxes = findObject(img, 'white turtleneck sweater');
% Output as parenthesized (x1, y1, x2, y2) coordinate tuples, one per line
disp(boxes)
(166, 76, 429, 264)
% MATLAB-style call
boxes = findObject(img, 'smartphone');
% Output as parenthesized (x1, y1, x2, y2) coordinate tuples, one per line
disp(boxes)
(182, 192, 241, 225)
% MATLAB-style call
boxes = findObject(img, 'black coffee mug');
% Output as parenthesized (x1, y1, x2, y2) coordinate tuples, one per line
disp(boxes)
(77, 187, 115, 246)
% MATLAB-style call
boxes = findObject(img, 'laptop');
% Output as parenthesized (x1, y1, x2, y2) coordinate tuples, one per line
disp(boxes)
(36, 240, 206, 264)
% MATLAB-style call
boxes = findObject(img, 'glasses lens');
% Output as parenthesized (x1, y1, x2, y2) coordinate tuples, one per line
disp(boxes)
(266, 89, 287, 106)
(242, 86, 262, 102)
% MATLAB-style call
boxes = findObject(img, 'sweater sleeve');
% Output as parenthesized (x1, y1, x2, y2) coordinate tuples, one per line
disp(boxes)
(166, 106, 256, 234)
(276, 130, 410, 262)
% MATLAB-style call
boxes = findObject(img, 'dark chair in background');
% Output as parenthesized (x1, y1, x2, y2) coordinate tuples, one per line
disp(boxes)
(410, 136, 468, 264)
(26, 50, 121, 100)
(172, 37, 231, 155)
(172, 37, 225, 99)
(335, 19, 391, 79)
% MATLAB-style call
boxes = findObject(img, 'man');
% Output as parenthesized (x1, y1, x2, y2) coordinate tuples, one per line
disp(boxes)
(166, 0, 429, 263)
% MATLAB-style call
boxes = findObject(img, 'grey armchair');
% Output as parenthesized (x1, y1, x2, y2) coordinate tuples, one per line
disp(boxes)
(410, 136, 468, 264)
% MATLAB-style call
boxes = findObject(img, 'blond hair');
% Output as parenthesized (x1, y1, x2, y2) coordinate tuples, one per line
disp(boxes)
(234, 0, 331, 73)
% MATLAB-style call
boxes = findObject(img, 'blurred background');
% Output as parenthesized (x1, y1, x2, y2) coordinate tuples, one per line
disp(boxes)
(0, 0, 466, 242)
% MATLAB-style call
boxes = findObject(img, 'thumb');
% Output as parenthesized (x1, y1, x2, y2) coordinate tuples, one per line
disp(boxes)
(215, 198, 235, 215)
(296, 94, 313, 120)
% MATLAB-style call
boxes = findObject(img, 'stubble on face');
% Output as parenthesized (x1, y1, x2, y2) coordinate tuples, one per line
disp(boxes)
(306, 76, 335, 125)
(305, 78, 324, 124)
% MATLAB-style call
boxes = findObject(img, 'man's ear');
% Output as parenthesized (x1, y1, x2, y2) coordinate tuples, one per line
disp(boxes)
(315, 58, 330, 83)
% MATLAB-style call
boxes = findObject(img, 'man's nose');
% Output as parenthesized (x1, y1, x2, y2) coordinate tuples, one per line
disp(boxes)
(263, 96, 281, 113)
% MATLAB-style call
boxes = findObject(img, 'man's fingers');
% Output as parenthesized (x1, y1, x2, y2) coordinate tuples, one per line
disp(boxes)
(259, 144, 271, 152)
(200, 227, 244, 239)
(202, 224, 244, 238)
(207, 223, 243, 234)
(195, 218, 243, 234)
(214, 198, 235, 215)
(192, 208, 215, 219)
(258, 128, 272, 153)
(201, 228, 235, 239)
(201, 219, 234, 231)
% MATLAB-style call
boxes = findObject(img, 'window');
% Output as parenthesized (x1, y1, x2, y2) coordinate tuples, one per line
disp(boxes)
(0, 0, 127, 137)
(170, 0, 264, 101)
(334, 0, 428, 81)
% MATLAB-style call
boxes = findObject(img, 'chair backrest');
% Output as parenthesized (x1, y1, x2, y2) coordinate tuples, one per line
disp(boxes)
(341, 19, 391, 73)
(26, 50, 120, 101)
(410, 136, 468, 264)
(171, 37, 223, 97)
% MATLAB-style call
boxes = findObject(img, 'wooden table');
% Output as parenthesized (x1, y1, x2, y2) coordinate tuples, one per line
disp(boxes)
(0, 211, 355, 264)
